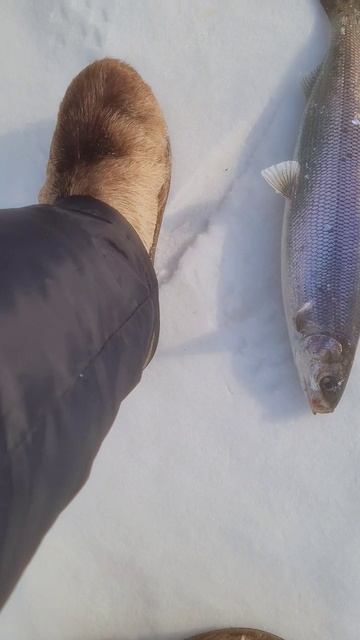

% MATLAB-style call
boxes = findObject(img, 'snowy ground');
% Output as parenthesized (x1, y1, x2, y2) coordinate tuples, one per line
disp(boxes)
(0, 1, 359, 639)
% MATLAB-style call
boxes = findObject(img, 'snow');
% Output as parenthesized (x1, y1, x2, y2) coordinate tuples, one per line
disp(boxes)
(0, 1, 358, 639)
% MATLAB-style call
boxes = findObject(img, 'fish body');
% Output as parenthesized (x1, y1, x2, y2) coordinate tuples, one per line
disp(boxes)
(263, 0, 360, 413)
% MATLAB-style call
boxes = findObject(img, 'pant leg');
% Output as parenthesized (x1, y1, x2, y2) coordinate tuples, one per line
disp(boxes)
(0, 196, 159, 610)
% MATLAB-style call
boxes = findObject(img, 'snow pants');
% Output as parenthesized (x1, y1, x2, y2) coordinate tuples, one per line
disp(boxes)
(0, 196, 159, 609)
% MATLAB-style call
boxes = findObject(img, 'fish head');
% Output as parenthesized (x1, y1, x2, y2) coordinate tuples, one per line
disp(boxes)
(294, 333, 348, 414)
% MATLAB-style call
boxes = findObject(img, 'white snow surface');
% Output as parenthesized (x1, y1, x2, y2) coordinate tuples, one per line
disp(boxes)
(0, 1, 358, 639)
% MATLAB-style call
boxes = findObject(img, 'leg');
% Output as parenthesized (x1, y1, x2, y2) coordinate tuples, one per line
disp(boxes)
(0, 57, 169, 609)
(0, 195, 159, 610)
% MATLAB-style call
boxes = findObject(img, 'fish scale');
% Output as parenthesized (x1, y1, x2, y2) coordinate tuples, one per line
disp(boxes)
(263, 0, 360, 412)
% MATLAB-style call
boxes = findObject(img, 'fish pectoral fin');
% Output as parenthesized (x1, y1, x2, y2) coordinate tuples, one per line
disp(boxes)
(294, 301, 315, 333)
(302, 64, 322, 98)
(261, 160, 300, 199)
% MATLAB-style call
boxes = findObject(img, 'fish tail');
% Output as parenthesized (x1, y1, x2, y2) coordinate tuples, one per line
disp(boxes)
(321, 0, 360, 17)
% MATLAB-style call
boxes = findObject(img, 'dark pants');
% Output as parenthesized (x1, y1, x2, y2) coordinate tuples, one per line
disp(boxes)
(0, 196, 159, 610)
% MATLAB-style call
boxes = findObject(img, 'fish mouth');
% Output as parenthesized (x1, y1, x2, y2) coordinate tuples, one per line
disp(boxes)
(306, 382, 342, 414)
(308, 396, 335, 415)
(303, 377, 342, 414)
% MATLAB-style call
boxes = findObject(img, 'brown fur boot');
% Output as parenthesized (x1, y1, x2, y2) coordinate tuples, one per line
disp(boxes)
(187, 629, 285, 640)
(39, 58, 171, 261)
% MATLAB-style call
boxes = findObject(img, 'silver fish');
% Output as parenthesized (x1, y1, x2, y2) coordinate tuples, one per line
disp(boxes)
(263, 0, 360, 414)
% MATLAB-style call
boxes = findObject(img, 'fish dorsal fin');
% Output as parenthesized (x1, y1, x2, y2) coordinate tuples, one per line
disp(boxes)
(261, 160, 300, 199)
(302, 64, 322, 99)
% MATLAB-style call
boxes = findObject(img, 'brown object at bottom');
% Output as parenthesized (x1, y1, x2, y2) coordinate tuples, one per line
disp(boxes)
(187, 628, 285, 640)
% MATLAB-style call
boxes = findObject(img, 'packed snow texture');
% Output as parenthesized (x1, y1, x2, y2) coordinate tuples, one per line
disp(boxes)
(0, 1, 358, 639)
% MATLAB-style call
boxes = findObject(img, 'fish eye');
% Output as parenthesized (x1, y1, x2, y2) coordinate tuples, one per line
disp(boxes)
(320, 375, 340, 394)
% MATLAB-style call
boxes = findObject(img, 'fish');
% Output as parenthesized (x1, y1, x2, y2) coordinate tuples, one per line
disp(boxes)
(262, 0, 360, 414)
